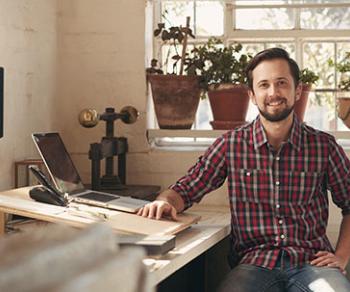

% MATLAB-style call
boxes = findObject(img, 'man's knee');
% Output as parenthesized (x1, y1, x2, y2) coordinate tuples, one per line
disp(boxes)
(217, 264, 285, 292)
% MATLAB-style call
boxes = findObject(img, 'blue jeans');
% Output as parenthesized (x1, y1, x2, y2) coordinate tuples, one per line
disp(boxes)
(218, 251, 350, 292)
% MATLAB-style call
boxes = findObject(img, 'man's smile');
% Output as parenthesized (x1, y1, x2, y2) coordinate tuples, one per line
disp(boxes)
(265, 98, 287, 107)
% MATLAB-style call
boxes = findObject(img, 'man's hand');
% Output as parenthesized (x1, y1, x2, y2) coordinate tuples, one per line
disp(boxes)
(310, 251, 348, 273)
(137, 200, 178, 220)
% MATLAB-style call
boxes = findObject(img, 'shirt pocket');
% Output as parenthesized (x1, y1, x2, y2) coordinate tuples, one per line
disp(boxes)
(232, 169, 272, 204)
(279, 171, 321, 205)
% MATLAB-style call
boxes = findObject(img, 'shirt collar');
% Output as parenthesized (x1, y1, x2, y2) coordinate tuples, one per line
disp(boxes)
(252, 117, 268, 150)
(252, 113, 302, 152)
(288, 114, 302, 151)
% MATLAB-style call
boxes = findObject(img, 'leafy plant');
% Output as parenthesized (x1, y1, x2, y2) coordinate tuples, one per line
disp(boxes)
(151, 19, 195, 75)
(299, 68, 319, 85)
(328, 51, 350, 91)
(186, 38, 252, 93)
(299, 67, 322, 106)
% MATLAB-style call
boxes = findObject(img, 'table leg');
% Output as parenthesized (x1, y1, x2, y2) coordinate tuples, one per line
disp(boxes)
(0, 212, 5, 235)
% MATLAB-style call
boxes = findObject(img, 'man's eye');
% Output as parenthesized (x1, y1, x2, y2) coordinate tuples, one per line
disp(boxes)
(278, 80, 287, 86)
(259, 83, 268, 88)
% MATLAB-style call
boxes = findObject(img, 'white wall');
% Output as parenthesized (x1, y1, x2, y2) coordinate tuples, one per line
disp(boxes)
(56, 0, 152, 183)
(0, 0, 57, 190)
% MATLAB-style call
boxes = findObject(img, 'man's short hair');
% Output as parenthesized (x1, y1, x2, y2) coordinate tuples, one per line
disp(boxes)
(245, 47, 300, 90)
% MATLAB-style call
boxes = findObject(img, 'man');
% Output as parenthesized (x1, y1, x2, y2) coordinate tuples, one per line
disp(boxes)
(138, 48, 350, 291)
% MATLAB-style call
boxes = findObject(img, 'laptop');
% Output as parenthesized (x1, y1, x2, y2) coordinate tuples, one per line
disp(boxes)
(32, 132, 150, 213)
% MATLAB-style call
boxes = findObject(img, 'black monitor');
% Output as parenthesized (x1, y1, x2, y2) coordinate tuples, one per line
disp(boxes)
(0, 67, 3, 138)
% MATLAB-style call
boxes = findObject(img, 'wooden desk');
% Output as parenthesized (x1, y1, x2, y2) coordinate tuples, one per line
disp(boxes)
(145, 204, 230, 286)
(0, 187, 231, 287)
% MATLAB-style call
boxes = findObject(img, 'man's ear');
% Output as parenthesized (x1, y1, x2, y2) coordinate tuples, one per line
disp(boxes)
(248, 89, 257, 105)
(295, 83, 302, 102)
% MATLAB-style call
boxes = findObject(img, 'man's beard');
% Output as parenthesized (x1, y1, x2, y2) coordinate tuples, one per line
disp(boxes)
(258, 97, 295, 122)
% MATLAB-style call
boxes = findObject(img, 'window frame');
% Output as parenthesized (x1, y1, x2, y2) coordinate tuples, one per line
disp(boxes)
(147, 0, 350, 146)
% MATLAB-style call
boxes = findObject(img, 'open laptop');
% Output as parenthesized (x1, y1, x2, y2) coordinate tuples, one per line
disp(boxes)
(32, 132, 150, 213)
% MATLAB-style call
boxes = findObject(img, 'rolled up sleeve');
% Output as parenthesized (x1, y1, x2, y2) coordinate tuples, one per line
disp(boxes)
(327, 137, 350, 216)
(170, 135, 228, 210)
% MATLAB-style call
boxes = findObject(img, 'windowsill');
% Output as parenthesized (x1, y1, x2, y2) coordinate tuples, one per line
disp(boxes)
(147, 129, 227, 139)
(147, 129, 350, 151)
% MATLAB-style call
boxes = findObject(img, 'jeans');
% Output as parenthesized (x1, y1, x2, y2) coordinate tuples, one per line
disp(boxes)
(217, 251, 350, 292)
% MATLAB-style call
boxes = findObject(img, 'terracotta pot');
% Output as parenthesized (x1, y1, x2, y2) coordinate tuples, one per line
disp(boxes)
(208, 84, 249, 130)
(294, 83, 311, 122)
(148, 75, 201, 129)
(337, 94, 350, 129)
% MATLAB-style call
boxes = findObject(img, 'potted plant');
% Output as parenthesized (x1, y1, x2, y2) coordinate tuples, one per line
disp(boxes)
(187, 38, 252, 130)
(146, 17, 201, 129)
(294, 68, 319, 121)
(330, 52, 350, 128)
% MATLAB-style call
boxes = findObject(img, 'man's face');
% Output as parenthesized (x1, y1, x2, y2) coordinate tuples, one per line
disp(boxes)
(249, 58, 302, 122)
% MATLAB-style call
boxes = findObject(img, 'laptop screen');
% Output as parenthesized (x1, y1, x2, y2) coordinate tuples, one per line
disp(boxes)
(32, 133, 85, 193)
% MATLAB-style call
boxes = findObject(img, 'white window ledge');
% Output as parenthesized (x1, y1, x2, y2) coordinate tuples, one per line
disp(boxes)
(147, 129, 350, 150)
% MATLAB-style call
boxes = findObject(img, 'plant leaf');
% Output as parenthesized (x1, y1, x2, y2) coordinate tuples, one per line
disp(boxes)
(172, 55, 181, 60)
(154, 29, 161, 37)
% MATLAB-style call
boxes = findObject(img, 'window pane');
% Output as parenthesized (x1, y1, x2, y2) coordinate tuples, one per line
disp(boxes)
(241, 43, 264, 55)
(337, 42, 350, 89)
(302, 42, 337, 129)
(196, 1, 224, 36)
(301, 7, 350, 29)
(160, 44, 194, 74)
(161, 1, 194, 29)
(266, 43, 295, 59)
(236, 8, 295, 29)
(303, 42, 335, 89)
(160, 44, 181, 74)
(305, 92, 336, 131)
(195, 98, 213, 129)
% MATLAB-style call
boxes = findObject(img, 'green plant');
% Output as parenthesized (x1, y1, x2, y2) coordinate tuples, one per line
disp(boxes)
(299, 67, 322, 106)
(299, 68, 319, 85)
(151, 18, 195, 75)
(329, 52, 350, 91)
(185, 38, 252, 93)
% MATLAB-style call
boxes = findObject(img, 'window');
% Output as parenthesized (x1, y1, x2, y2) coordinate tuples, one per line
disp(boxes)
(147, 0, 350, 146)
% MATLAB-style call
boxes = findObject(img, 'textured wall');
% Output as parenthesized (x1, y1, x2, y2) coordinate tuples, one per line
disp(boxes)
(56, 0, 151, 183)
(0, 0, 57, 190)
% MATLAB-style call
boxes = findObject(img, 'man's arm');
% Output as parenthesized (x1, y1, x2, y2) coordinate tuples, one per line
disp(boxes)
(311, 214, 350, 272)
(137, 135, 228, 221)
(311, 137, 350, 272)
(137, 189, 185, 220)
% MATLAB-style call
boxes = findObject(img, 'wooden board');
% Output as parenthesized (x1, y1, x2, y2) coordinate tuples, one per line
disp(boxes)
(106, 212, 200, 235)
(0, 189, 200, 236)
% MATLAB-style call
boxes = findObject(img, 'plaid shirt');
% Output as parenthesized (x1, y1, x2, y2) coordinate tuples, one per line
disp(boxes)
(171, 115, 350, 269)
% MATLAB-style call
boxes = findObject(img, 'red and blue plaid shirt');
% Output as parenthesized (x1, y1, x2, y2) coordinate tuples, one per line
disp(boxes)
(171, 115, 350, 269)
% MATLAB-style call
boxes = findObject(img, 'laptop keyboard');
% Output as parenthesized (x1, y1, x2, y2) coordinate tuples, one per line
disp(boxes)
(77, 192, 120, 202)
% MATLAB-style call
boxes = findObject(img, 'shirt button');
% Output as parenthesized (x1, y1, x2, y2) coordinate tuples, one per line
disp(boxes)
(275, 181, 280, 186)
(246, 172, 251, 176)
(278, 219, 283, 225)
(276, 204, 280, 209)
(280, 234, 285, 239)
(276, 157, 280, 161)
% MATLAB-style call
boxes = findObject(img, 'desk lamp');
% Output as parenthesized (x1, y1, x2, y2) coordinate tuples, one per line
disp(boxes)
(78, 106, 138, 190)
